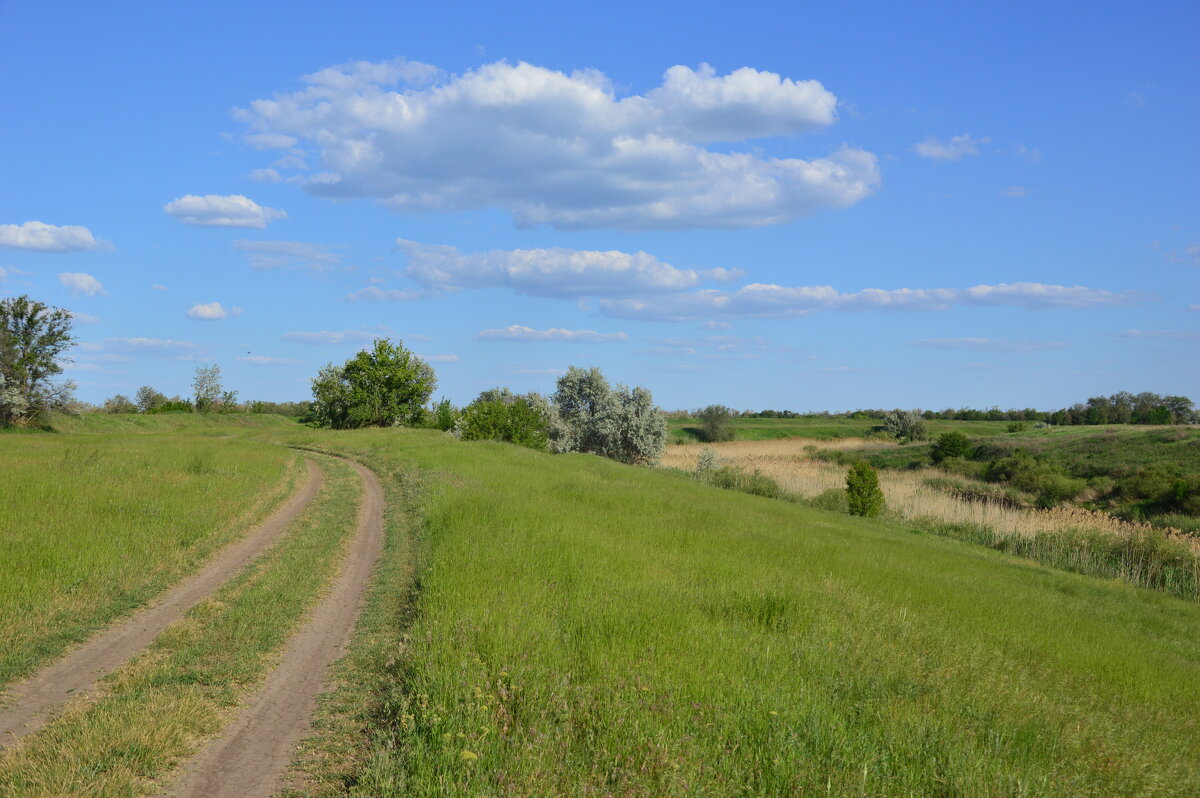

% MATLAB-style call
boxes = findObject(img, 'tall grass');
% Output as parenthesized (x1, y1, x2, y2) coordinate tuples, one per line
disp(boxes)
(280, 426, 1200, 796)
(0, 433, 296, 687)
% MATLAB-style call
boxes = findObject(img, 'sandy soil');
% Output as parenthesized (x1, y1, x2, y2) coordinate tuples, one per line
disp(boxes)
(0, 458, 322, 746)
(170, 456, 385, 798)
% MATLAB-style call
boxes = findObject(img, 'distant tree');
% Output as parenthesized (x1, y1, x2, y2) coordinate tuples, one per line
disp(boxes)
(458, 397, 549, 450)
(882, 409, 928, 441)
(219, 389, 240, 412)
(310, 338, 436, 429)
(930, 431, 973, 463)
(697, 404, 737, 443)
(102, 394, 138, 413)
(431, 397, 459, 431)
(0, 294, 77, 427)
(192, 364, 223, 412)
(135, 385, 167, 413)
(846, 461, 886, 517)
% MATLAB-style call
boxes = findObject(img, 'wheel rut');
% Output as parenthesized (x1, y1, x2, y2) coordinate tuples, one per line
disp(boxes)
(170, 455, 385, 798)
(0, 457, 323, 746)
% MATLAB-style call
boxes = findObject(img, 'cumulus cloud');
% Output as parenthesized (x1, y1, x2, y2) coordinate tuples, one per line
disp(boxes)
(345, 286, 422, 301)
(249, 168, 283, 182)
(600, 281, 1143, 321)
(236, 58, 878, 230)
(164, 194, 286, 228)
(233, 239, 345, 273)
(913, 134, 989, 161)
(477, 324, 629, 343)
(238, 355, 303, 366)
(282, 330, 379, 346)
(909, 337, 1067, 351)
(58, 272, 107, 297)
(2, 221, 109, 251)
(186, 302, 240, 320)
(1166, 245, 1200, 266)
(401, 240, 712, 298)
(1117, 329, 1200, 341)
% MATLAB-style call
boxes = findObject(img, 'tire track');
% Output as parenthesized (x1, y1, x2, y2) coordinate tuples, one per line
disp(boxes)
(171, 456, 385, 798)
(0, 457, 322, 746)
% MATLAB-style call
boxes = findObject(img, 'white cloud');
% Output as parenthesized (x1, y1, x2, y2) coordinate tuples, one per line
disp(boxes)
(1117, 329, 1200, 341)
(186, 301, 240, 320)
(1188, 305, 1200, 312)
(152, 283, 167, 291)
(508, 367, 567, 376)
(238, 355, 303, 366)
(601, 281, 1143, 321)
(402, 240, 712, 298)
(477, 324, 629, 343)
(68, 310, 102, 324)
(1013, 143, 1041, 163)
(249, 168, 282, 182)
(1000, 185, 1027, 198)
(236, 58, 878, 230)
(913, 134, 989, 161)
(2, 221, 108, 252)
(345, 286, 422, 301)
(58, 272, 107, 297)
(909, 337, 1067, 351)
(233, 239, 345, 272)
(164, 194, 286, 228)
(79, 337, 205, 358)
(283, 330, 379, 346)
(419, 353, 459, 363)
(1165, 245, 1200, 266)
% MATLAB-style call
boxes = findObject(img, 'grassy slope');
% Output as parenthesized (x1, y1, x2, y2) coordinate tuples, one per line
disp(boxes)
(0, 425, 297, 687)
(283, 426, 1200, 796)
(668, 416, 1013, 443)
(0, 454, 362, 796)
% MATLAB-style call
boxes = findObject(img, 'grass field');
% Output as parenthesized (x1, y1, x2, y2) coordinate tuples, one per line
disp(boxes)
(5, 414, 1200, 795)
(668, 415, 1015, 443)
(0, 428, 298, 688)
(278, 424, 1200, 796)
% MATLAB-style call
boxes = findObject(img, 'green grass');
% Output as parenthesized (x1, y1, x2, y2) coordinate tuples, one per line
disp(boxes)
(278, 426, 1200, 796)
(0, 430, 297, 688)
(0, 454, 361, 797)
(668, 416, 1015, 443)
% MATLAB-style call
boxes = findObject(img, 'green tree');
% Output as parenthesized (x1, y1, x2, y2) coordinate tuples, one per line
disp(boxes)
(882, 409, 928, 442)
(192, 364, 223, 412)
(135, 385, 167, 413)
(103, 394, 137, 413)
(458, 398, 549, 450)
(931, 431, 973, 463)
(697, 404, 736, 442)
(310, 338, 436, 429)
(0, 294, 76, 427)
(846, 461, 886, 517)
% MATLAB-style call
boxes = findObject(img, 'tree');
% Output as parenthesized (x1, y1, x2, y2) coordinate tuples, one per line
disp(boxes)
(0, 294, 76, 427)
(846, 461, 886, 517)
(192, 364, 223, 412)
(458, 397, 549, 450)
(882, 409, 928, 441)
(930, 431, 972, 463)
(697, 404, 736, 442)
(310, 338, 436, 429)
(551, 366, 667, 465)
(135, 385, 167, 413)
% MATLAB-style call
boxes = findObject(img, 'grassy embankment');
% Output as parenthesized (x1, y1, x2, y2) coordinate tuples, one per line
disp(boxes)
(0, 453, 361, 797)
(278, 424, 1200, 796)
(0, 426, 298, 688)
(668, 415, 1013, 443)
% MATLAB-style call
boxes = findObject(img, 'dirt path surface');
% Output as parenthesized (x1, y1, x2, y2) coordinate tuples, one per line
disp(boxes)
(0, 458, 322, 747)
(171, 456, 385, 798)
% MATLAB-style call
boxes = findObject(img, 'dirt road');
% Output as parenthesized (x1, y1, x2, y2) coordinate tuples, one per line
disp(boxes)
(0, 458, 322, 746)
(171, 456, 385, 798)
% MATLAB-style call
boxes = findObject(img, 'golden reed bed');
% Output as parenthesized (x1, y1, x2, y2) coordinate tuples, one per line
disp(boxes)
(662, 439, 1199, 555)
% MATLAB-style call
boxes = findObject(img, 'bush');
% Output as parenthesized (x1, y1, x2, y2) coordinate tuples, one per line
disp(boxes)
(971, 442, 1010, 462)
(1007, 422, 1029, 433)
(706, 466, 782, 499)
(882, 410, 928, 442)
(458, 398, 549, 450)
(809, 487, 849, 514)
(697, 404, 736, 443)
(430, 398, 459, 431)
(846, 461, 886, 517)
(102, 394, 137, 413)
(694, 446, 720, 476)
(553, 367, 667, 465)
(931, 432, 973, 464)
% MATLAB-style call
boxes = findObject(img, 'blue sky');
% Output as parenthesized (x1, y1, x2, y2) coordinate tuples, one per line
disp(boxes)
(2, 0, 1196, 411)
